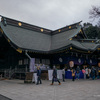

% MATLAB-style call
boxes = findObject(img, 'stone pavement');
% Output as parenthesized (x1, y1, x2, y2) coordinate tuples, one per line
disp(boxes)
(0, 79, 100, 100)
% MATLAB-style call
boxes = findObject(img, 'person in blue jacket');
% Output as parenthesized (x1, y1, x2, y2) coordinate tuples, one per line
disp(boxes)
(36, 66, 42, 85)
(76, 66, 80, 80)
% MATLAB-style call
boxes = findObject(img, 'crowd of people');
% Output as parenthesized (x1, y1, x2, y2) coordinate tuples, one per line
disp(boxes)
(35, 62, 100, 85)
(81, 65, 100, 80)
(69, 65, 100, 82)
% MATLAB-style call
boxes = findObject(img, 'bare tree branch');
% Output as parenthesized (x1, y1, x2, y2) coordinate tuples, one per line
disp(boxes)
(89, 6, 100, 27)
(89, 6, 100, 19)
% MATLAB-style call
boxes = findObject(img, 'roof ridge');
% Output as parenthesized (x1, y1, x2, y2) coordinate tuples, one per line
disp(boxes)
(1, 16, 82, 35)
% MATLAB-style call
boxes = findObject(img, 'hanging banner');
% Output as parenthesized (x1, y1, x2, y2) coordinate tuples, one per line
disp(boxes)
(29, 58, 35, 72)
(52, 56, 85, 65)
(76, 57, 85, 65)
(69, 56, 85, 65)
(52, 56, 69, 64)
(86, 58, 97, 65)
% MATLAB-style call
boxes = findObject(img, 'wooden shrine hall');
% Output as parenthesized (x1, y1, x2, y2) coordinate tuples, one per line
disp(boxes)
(0, 16, 100, 79)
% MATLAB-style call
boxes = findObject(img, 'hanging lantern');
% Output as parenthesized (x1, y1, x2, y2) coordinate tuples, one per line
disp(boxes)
(69, 61, 74, 67)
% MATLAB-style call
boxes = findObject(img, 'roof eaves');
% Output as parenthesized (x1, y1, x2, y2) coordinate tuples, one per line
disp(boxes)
(1, 16, 52, 35)
(52, 21, 82, 35)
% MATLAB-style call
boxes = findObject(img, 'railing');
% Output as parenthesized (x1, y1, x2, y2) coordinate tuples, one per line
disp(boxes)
(0, 67, 29, 78)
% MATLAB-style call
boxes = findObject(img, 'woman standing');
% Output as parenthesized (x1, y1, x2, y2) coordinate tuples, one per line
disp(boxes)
(82, 65, 86, 79)
(71, 69, 75, 81)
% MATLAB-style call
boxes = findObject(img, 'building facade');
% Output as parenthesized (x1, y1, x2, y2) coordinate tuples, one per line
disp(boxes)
(0, 16, 100, 78)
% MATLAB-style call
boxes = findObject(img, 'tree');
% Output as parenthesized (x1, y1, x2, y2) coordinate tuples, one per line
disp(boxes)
(89, 6, 100, 26)
(83, 23, 100, 39)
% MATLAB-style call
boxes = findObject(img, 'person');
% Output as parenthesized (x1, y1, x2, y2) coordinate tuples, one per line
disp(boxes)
(97, 62, 100, 79)
(85, 67, 89, 79)
(62, 68, 65, 82)
(82, 66, 86, 79)
(76, 66, 80, 80)
(88, 68, 91, 79)
(36, 66, 42, 85)
(50, 66, 61, 85)
(91, 66, 95, 80)
(71, 69, 75, 81)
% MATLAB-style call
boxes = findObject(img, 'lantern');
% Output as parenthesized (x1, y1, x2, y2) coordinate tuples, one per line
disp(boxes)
(69, 61, 74, 67)
(98, 62, 100, 67)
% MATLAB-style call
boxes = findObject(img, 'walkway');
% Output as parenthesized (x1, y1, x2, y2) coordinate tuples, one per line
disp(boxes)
(0, 79, 100, 100)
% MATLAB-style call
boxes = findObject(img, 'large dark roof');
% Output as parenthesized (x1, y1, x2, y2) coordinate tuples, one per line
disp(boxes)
(0, 16, 100, 53)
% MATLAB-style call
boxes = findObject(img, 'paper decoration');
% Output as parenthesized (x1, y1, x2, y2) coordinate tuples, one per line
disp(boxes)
(29, 58, 35, 72)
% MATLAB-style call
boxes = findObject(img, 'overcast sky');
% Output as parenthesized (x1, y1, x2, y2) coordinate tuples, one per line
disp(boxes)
(0, 0, 100, 30)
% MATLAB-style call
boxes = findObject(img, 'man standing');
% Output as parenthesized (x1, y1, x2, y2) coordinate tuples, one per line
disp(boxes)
(62, 68, 65, 82)
(36, 66, 42, 85)
(50, 66, 61, 85)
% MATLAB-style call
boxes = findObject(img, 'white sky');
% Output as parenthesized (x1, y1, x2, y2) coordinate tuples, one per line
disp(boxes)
(0, 0, 100, 30)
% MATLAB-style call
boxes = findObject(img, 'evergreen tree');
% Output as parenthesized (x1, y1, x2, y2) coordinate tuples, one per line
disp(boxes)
(83, 23, 100, 39)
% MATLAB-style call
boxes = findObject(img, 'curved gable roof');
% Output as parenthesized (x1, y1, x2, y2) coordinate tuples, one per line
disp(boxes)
(1, 16, 97, 53)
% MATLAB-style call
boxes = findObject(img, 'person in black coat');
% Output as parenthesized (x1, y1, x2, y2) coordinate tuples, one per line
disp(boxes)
(91, 66, 95, 80)
(50, 66, 61, 85)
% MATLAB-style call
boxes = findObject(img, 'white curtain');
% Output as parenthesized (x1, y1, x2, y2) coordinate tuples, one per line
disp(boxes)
(29, 58, 35, 72)
(48, 70, 62, 80)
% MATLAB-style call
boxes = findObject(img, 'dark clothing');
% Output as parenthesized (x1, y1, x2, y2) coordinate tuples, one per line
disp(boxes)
(52, 69, 61, 84)
(91, 68, 95, 80)
(37, 69, 41, 76)
(52, 77, 60, 84)
(72, 76, 75, 81)
(62, 69, 65, 82)
(97, 67, 100, 78)
(98, 73, 100, 78)
(86, 74, 89, 79)
(76, 67, 80, 73)
(52, 69, 57, 77)
(37, 76, 42, 85)
(36, 68, 42, 85)
(62, 74, 65, 82)
(97, 67, 100, 74)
